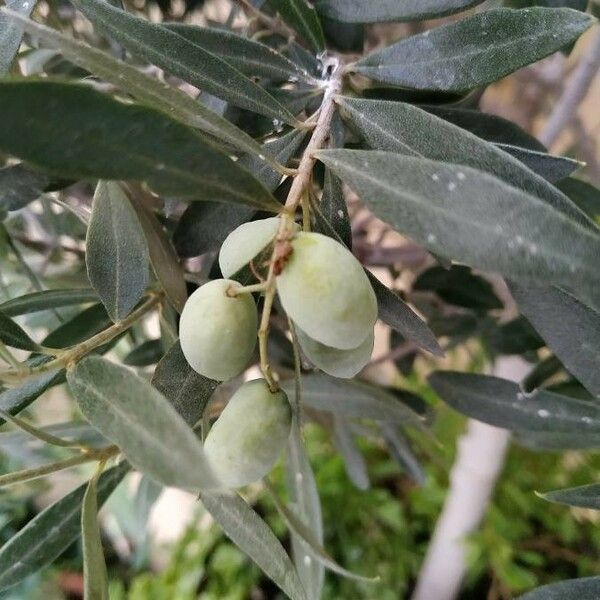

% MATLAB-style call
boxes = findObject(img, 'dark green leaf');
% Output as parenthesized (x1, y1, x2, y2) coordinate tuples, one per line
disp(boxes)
(0, 463, 127, 591)
(422, 105, 546, 151)
(4, 11, 286, 168)
(542, 484, 600, 509)
(509, 0, 587, 9)
(151, 341, 219, 426)
(314, 0, 485, 23)
(123, 339, 163, 367)
(430, 371, 600, 433)
(68, 356, 219, 490)
(0, 80, 281, 211)
(352, 8, 594, 91)
(0, 357, 64, 423)
(337, 97, 592, 229)
(485, 316, 544, 355)
(269, 0, 325, 52)
(521, 355, 563, 393)
(201, 492, 308, 600)
(174, 128, 306, 257)
(0, 309, 38, 351)
(332, 415, 369, 490)
(558, 178, 600, 222)
(42, 303, 112, 349)
(285, 374, 424, 425)
(414, 265, 502, 311)
(126, 189, 187, 313)
(163, 23, 314, 82)
(368, 272, 442, 356)
(0, 164, 48, 214)
(316, 150, 600, 311)
(0, 0, 36, 75)
(517, 577, 600, 600)
(86, 181, 149, 323)
(75, 0, 299, 124)
(380, 423, 425, 484)
(0, 289, 97, 317)
(515, 430, 600, 450)
(81, 470, 109, 600)
(496, 144, 582, 183)
(510, 282, 600, 397)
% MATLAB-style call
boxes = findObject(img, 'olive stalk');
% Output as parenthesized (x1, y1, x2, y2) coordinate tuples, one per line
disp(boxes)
(0, 292, 162, 384)
(257, 64, 343, 391)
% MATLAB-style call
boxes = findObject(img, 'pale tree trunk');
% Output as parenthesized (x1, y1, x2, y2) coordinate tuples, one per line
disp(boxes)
(411, 356, 530, 600)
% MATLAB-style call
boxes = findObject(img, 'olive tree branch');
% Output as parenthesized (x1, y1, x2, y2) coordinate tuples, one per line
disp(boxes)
(257, 63, 344, 391)
(0, 292, 162, 384)
(0, 445, 119, 488)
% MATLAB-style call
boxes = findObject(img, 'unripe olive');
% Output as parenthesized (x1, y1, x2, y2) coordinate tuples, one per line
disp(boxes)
(276, 232, 377, 349)
(204, 379, 292, 489)
(179, 279, 257, 381)
(296, 325, 374, 379)
(219, 217, 280, 278)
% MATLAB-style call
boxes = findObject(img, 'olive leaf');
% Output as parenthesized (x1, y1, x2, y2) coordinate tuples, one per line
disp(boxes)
(68, 356, 220, 490)
(123, 339, 163, 367)
(86, 181, 150, 323)
(315, 150, 600, 312)
(42, 304, 112, 349)
(81, 467, 109, 600)
(0, 163, 48, 214)
(430, 371, 600, 433)
(541, 484, 600, 510)
(314, 0, 485, 23)
(517, 577, 600, 600)
(269, 0, 325, 52)
(201, 491, 308, 600)
(0, 80, 281, 212)
(510, 282, 600, 398)
(0, 463, 128, 591)
(380, 423, 426, 484)
(74, 0, 300, 124)
(0, 309, 38, 351)
(0, 288, 98, 317)
(558, 178, 600, 222)
(332, 415, 370, 490)
(337, 97, 592, 229)
(0, 10, 282, 168)
(351, 8, 594, 91)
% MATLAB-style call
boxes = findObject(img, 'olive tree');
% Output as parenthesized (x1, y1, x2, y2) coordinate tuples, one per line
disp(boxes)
(0, 0, 599, 598)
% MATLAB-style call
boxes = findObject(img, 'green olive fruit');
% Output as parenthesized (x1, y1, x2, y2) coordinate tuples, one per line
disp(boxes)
(204, 379, 291, 489)
(276, 232, 377, 349)
(179, 279, 257, 381)
(296, 325, 374, 378)
(219, 217, 281, 278)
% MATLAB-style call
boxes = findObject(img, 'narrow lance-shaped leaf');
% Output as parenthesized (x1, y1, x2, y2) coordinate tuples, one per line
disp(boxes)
(495, 144, 582, 184)
(151, 341, 219, 427)
(74, 0, 299, 124)
(0, 10, 287, 168)
(541, 483, 600, 510)
(429, 371, 600, 433)
(0, 288, 98, 317)
(558, 177, 600, 223)
(510, 282, 600, 398)
(351, 8, 594, 91)
(0, 309, 38, 351)
(287, 424, 324, 599)
(163, 23, 314, 82)
(313, 0, 485, 23)
(0, 0, 36, 75)
(0, 80, 281, 211)
(201, 492, 308, 600)
(81, 468, 109, 600)
(126, 188, 187, 313)
(0, 463, 127, 592)
(87, 181, 149, 323)
(68, 356, 220, 490)
(332, 415, 370, 490)
(337, 97, 593, 230)
(517, 577, 600, 600)
(316, 150, 600, 312)
(0, 163, 49, 214)
(269, 0, 325, 52)
(284, 374, 424, 425)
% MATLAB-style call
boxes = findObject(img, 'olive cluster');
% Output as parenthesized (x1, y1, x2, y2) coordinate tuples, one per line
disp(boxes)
(179, 217, 377, 489)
